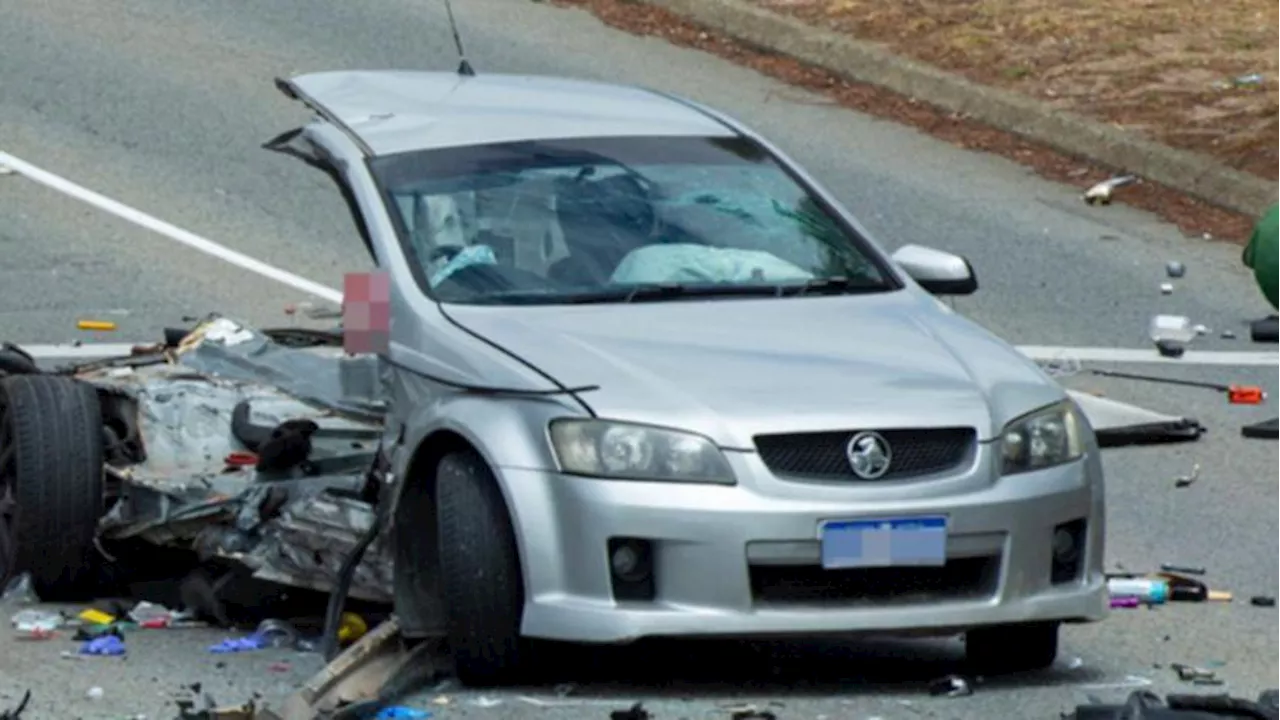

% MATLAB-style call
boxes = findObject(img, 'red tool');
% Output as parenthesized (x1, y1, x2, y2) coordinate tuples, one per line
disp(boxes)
(1089, 370, 1267, 405)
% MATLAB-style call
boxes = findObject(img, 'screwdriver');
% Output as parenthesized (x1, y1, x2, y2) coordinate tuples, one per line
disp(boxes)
(1088, 369, 1266, 405)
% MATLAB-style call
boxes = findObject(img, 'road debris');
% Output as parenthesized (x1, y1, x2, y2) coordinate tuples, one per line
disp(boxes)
(1174, 464, 1201, 489)
(928, 675, 973, 698)
(1160, 282, 1174, 295)
(1067, 687, 1280, 718)
(80, 634, 126, 656)
(1241, 418, 1279, 440)
(1250, 596, 1276, 607)
(1088, 369, 1267, 406)
(1165, 261, 1186, 278)
(0, 690, 31, 720)
(610, 702, 652, 720)
(1160, 564, 1206, 576)
(1171, 663, 1223, 685)
(1082, 175, 1138, 205)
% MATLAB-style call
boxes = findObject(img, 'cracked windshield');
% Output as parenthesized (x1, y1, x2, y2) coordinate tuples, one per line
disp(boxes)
(370, 135, 891, 304)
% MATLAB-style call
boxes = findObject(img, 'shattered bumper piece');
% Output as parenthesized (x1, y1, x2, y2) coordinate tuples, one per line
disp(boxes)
(1065, 390, 1205, 447)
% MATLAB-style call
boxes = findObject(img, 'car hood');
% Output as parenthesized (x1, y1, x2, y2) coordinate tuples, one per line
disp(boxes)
(446, 292, 1064, 448)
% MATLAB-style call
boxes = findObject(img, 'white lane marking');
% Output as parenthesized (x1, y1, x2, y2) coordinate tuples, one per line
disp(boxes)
(1018, 346, 1278, 366)
(2, 151, 1276, 369)
(0, 150, 343, 305)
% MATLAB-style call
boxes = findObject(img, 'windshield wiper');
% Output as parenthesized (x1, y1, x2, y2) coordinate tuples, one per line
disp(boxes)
(553, 283, 782, 304)
(780, 276, 883, 296)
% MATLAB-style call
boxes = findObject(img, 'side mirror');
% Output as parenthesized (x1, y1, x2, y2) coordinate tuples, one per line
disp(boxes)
(890, 244, 979, 296)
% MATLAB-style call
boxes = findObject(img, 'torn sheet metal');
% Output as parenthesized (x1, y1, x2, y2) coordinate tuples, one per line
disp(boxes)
(1067, 389, 1205, 447)
(70, 317, 394, 601)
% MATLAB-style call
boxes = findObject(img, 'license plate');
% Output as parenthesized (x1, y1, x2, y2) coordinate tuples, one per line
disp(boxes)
(820, 516, 948, 569)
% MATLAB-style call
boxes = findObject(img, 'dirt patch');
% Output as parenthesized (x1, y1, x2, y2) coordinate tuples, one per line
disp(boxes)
(756, 0, 1279, 180)
(554, 0, 1260, 243)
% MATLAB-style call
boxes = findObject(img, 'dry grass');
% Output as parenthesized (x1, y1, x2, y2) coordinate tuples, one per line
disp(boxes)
(759, 0, 1279, 178)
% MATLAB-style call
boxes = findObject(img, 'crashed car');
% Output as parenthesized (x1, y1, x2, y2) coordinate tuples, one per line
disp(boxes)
(274, 69, 1115, 682)
(5, 67, 1215, 686)
(0, 322, 392, 611)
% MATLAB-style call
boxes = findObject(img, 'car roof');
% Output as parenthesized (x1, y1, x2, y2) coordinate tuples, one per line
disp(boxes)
(287, 70, 738, 157)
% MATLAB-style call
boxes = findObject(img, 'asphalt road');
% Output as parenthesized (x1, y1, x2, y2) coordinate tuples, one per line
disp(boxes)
(0, 0, 1276, 718)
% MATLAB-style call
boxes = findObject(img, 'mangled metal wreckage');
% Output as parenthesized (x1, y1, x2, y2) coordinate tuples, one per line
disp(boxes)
(0, 317, 395, 604)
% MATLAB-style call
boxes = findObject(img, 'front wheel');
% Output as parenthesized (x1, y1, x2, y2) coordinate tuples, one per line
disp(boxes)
(965, 621, 1060, 674)
(435, 450, 525, 686)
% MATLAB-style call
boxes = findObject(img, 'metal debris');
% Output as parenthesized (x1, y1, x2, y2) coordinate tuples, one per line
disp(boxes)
(1174, 464, 1201, 488)
(1165, 261, 1186, 278)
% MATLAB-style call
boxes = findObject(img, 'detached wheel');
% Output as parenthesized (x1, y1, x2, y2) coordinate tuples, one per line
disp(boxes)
(965, 621, 1060, 674)
(0, 375, 105, 600)
(435, 450, 525, 686)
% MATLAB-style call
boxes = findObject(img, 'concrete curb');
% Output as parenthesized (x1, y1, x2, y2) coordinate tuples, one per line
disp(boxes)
(641, 0, 1278, 217)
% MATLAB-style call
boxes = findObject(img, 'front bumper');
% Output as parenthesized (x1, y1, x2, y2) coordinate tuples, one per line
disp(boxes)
(501, 444, 1107, 643)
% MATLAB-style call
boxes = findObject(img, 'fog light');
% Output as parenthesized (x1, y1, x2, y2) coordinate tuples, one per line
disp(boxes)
(1050, 519, 1086, 585)
(607, 537, 655, 602)
(1052, 527, 1078, 563)
(611, 543, 644, 581)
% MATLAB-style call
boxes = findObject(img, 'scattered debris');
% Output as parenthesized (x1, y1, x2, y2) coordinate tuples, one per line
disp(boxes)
(1250, 596, 1277, 608)
(0, 574, 38, 604)
(11, 608, 65, 639)
(0, 690, 31, 720)
(1068, 688, 1279, 718)
(85, 686, 104, 701)
(80, 634, 126, 656)
(1242, 418, 1279, 440)
(1110, 596, 1141, 609)
(1221, 329, 1237, 339)
(1171, 663, 1223, 685)
(611, 702, 651, 720)
(1107, 577, 1168, 605)
(1160, 282, 1174, 295)
(1174, 464, 1201, 489)
(1251, 316, 1278, 343)
(1082, 175, 1138, 205)
(928, 675, 973, 698)
(1155, 339, 1186, 358)
(1160, 564, 1206, 576)
(1165, 261, 1186, 278)
(1088, 369, 1266, 405)
(1149, 314, 1197, 345)
(730, 709, 779, 720)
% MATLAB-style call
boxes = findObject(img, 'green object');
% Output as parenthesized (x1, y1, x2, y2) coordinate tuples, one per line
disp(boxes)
(1242, 203, 1278, 310)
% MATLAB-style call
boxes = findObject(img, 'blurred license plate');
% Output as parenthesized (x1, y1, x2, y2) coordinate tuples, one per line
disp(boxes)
(820, 516, 947, 569)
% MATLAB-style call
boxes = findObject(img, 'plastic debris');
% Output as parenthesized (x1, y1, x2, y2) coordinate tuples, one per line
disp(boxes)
(1165, 261, 1186, 278)
(1083, 175, 1138, 205)
(929, 675, 973, 697)
(1149, 314, 1197, 345)
(80, 635, 126, 656)
(1160, 282, 1174, 295)
(1110, 596, 1141, 609)
(0, 574, 38, 605)
(11, 608, 64, 639)
(207, 635, 266, 654)
(85, 687, 104, 701)
(78, 608, 116, 626)
(129, 601, 179, 627)
(1108, 577, 1168, 605)
(373, 708, 431, 719)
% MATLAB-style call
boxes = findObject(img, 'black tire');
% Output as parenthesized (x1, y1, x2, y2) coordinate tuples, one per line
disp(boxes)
(435, 450, 525, 686)
(965, 621, 1060, 674)
(0, 374, 105, 600)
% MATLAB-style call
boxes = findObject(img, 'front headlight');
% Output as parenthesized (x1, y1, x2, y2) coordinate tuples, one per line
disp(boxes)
(548, 419, 736, 484)
(999, 400, 1086, 475)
